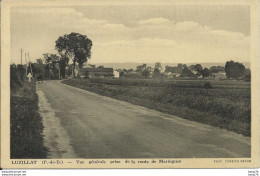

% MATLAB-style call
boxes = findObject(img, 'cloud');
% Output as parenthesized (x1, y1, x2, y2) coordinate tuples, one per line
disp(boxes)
(102, 23, 129, 31)
(11, 7, 250, 64)
(14, 7, 83, 17)
(138, 17, 173, 25)
(98, 38, 177, 46)
(13, 8, 84, 23)
(175, 21, 200, 31)
(207, 30, 246, 41)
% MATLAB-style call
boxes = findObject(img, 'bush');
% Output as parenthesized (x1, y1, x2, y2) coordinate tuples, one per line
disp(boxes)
(10, 65, 22, 91)
(244, 74, 251, 82)
(11, 82, 47, 158)
(203, 82, 213, 89)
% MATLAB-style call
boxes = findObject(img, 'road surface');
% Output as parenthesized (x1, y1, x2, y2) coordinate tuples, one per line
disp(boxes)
(36, 80, 250, 158)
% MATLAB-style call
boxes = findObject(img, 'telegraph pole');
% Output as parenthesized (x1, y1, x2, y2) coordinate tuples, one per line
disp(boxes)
(20, 49, 23, 65)
(20, 49, 24, 79)
(47, 54, 50, 79)
(25, 52, 28, 76)
(59, 65, 61, 79)
(58, 56, 61, 79)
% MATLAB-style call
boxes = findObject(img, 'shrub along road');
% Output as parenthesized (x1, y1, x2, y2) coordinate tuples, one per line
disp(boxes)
(37, 80, 250, 158)
(11, 81, 47, 158)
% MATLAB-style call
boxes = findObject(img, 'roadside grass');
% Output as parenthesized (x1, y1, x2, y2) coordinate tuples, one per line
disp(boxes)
(11, 81, 47, 158)
(62, 78, 251, 136)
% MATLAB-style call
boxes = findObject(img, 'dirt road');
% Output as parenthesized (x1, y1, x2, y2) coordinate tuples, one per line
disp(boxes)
(37, 80, 250, 158)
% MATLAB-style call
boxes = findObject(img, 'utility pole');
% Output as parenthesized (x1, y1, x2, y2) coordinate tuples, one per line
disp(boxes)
(46, 53, 50, 79)
(20, 49, 23, 65)
(25, 52, 28, 76)
(20, 49, 24, 80)
(59, 65, 61, 79)
(58, 56, 61, 79)
(49, 61, 51, 79)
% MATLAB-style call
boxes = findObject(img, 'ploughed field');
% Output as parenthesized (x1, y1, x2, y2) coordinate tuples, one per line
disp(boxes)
(62, 78, 251, 136)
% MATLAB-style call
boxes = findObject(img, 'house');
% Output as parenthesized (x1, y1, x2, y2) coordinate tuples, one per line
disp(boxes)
(211, 72, 226, 80)
(113, 69, 120, 78)
(163, 72, 181, 78)
(171, 73, 181, 78)
(80, 68, 114, 78)
(162, 72, 171, 78)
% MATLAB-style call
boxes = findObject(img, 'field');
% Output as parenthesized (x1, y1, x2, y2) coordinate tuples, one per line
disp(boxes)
(11, 81, 47, 158)
(62, 78, 251, 137)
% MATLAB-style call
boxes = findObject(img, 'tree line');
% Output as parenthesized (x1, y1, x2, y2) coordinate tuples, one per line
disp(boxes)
(12, 32, 93, 80)
(133, 61, 250, 80)
(11, 32, 250, 82)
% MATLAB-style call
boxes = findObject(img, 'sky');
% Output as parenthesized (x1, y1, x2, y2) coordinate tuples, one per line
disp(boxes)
(11, 5, 250, 64)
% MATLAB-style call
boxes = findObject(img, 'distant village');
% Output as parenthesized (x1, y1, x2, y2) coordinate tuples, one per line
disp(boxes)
(11, 59, 251, 83)
(11, 58, 250, 83)
(71, 61, 250, 81)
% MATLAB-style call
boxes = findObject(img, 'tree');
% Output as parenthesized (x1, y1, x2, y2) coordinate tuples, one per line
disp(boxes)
(201, 68, 210, 78)
(58, 55, 69, 78)
(142, 68, 151, 78)
(36, 58, 43, 65)
(55, 32, 92, 77)
(194, 64, 203, 75)
(244, 68, 251, 82)
(181, 65, 194, 77)
(176, 63, 186, 74)
(136, 64, 150, 78)
(165, 65, 179, 73)
(42, 53, 51, 62)
(165, 65, 172, 72)
(153, 68, 161, 78)
(155, 62, 162, 71)
(209, 66, 224, 73)
(136, 64, 147, 72)
(42, 53, 51, 79)
(225, 60, 246, 79)
(119, 71, 125, 78)
(31, 63, 45, 78)
(42, 53, 61, 79)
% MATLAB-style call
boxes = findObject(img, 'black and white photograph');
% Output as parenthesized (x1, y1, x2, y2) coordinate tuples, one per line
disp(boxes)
(1, 0, 259, 169)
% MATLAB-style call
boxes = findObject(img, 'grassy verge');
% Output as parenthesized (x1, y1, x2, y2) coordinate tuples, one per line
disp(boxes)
(11, 81, 47, 158)
(62, 78, 251, 137)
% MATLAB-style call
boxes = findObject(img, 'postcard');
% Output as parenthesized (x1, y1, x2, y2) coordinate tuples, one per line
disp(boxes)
(1, 0, 259, 169)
